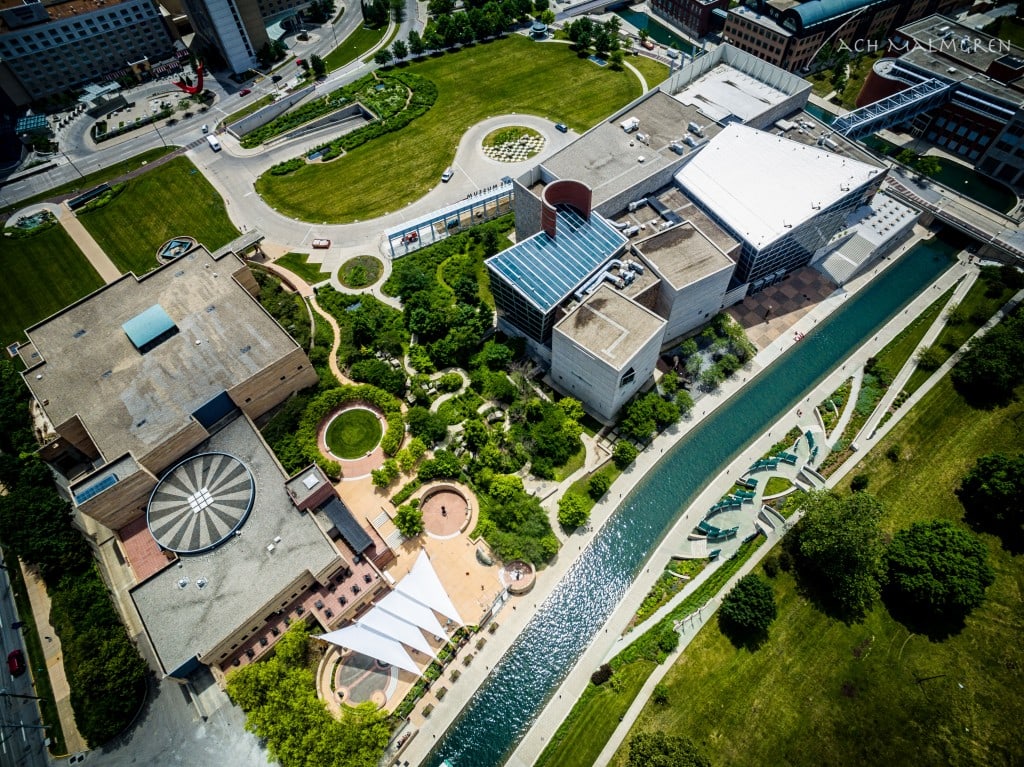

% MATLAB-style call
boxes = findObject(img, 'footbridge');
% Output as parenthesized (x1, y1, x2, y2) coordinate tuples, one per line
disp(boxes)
(883, 173, 1024, 264)
(831, 78, 952, 140)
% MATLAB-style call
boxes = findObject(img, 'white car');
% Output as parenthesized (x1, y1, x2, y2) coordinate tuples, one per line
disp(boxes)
(441, 167, 455, 183)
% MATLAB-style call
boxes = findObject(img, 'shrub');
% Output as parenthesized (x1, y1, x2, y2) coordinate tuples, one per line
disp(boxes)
(850, 473, 869, 491)
(588, 472, 611, 500)
(591, 663, 612, 686)
(558, 492, 590, 529)
(394, 503, 424, 536)
(652, 683, 670, 705)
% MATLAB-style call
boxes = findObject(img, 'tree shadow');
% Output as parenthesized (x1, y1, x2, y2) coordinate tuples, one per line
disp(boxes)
(881, 588, 967, 642)
(716, 613, 768, 651)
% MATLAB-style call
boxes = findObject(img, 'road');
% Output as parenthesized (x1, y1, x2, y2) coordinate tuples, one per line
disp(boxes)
(0, 554, 48, 767)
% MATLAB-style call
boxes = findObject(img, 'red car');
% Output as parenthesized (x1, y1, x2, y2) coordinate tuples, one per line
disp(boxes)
(402, 231, 418, 244)
(311, 238, 331, 249)
(7, 649, 25, 676)
(239, 88, 252, 97)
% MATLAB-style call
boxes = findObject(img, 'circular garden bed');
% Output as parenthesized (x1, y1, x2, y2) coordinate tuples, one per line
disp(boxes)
(338, 255, 383, 288)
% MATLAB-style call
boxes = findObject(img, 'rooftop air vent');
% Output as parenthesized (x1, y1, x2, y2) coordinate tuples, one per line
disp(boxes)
(177, 577, 189, 589)
(196, 578, 208, 589)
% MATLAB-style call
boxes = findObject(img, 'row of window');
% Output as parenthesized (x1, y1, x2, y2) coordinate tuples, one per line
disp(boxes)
(0, 18, 163, 56)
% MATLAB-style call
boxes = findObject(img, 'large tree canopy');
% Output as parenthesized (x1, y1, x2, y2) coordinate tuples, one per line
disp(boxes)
(793, 490, 886, 619)
(884, 519, 994, 628)
(719, 573, 777, 643)
(958, 452, 1024, 548)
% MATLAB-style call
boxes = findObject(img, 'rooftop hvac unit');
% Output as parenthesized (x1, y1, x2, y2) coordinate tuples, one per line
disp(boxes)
(687, 122, 704, 137)
(669, 141, 685, 155)
(267, 543, 276, 553)
(636, 132, 650, 145)
(628, 198, 647, 212)
(623, 225, 640, 237)
(684, 135, 698, 147)
(621, 117, 640, 133)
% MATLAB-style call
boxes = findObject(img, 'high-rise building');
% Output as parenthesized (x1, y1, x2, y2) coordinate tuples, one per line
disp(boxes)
(0, 0, 177, 105)
(179, 0, 309, 74)
(649, 0, 729, 39)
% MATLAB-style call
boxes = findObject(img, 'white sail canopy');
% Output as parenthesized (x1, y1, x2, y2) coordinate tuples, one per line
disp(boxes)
(396, 550, 465, 626)
(359, 608, 437, 659)
(377, 590, 448, 639)
(318, 623, 420, 674)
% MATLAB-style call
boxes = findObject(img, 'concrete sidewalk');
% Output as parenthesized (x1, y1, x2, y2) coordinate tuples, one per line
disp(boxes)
(19, 562, 88, 755)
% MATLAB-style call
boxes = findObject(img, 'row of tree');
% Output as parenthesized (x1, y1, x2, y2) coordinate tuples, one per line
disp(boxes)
(0, 361, 148, 746)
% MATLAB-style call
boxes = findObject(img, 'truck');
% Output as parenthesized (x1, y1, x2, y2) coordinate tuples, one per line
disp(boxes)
(206, 134, 222, 152)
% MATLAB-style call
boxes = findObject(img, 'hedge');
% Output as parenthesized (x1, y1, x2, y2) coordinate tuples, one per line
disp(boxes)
(296, 384, 404, 478)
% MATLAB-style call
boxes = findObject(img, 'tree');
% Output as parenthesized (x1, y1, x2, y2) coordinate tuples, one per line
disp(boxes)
(559, 397, 585, 422)
(408, 30, 426, 57)
(309, 53, 326, 78)
(627, 731, 710, 767)
(916, 344, 945, 371)
(371, 458, 400, 487)
(896, 148, 918, 167)
(429, 0, 454, 13)
(609, 49, 625, 70)
(613, 440, 638, 469)
(373, 48, 393, 67)
(884, 520, 994, 630)
(951, 311, 1024, 401)
(794, 490, 885, 619)
(588, 471, 611, 500)
(719, 573, 777, 644)
(394, 503, 425, 536)
(488, 473, 524, 502)
(558, 492, 590, 528)
(406, 406, 449, 444)
(390, 0, 405, 22)
(958, 452, 1024, 547)
(392, 38, 408, 61)
(914, 155, 941, 178)
(699, 366, 724, 392)
(675, 390, 694, 415)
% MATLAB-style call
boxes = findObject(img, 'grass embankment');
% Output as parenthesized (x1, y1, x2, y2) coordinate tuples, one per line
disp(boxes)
(221, 93, 276, 127)
(324, 23, 388, 71)
(535, 535, 765, 767)
(5, 561, 66, 755)
(2, 147, 177, 221)
(77, 156, 238, 275)
(817, 377, 852, 436)
(903, 277, 1015, 396)
(0, 226, 102, 345)
(275, 252, 331, 284)
(608, 375, 1024, 767)
(257, 36, 642, 223)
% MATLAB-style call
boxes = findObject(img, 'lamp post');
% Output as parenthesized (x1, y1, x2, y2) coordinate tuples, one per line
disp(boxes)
(61, 151, 86, 182)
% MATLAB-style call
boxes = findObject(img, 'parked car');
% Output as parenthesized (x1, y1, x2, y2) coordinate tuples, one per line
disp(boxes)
(555, 122, 568, 133)
(7, 649, 25, 676)
(239, 88, 252, 97)
(402, 231, 419, 244)
(201, 124, 209, 134)
(311, 239, 331, 249)
(441, 167, 455, 182)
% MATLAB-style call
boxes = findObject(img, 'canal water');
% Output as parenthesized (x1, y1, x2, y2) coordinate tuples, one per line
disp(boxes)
(427, 236, 958, 767)
(615, 9, 696, 54)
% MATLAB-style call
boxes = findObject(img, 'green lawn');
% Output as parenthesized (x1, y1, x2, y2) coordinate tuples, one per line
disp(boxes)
(552, 444, 586, 482)
(0, 226, 103, 345)
(77, 157, 238, 275)
(257, 36, 643, 223)
(324, 23, 388, 71)
(985, 16, 1024, 48)
(325, 408, 382, 458)
(609, 375, 1024, 767)
(763, 476, 792, 496)
(627, 54, 670, 89)
(275, 252, 331, 284)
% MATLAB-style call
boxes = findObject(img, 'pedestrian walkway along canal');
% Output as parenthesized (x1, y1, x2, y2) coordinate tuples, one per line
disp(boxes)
(427, 236, 959, 767)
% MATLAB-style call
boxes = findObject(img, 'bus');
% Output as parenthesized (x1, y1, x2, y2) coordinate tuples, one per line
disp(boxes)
(206, 134, 222, 152)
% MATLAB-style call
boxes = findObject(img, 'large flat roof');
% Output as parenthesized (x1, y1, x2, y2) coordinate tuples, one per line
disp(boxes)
(554, 284, 665, 368)
(673, 63, 792, 123)
(634, 223, 735, 290)
(486, 208, 627, 312)
(23, 247, 300, 464)
(899, 14, 1024, 76)
(539, 91, 722, 209)
(674, 124, 885, 249)
(130, 415, 340, 675)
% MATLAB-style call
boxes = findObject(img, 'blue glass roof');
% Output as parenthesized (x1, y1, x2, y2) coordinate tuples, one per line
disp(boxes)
(486, 208, 627, 312)
(122, 305, 176, 350)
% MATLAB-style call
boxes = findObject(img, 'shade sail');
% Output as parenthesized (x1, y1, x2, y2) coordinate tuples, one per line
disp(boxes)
(397, 550, 465, 626)
(360, 608, 437, 659)
(318, 623, 420, 674)
(377, 590, 448, 639)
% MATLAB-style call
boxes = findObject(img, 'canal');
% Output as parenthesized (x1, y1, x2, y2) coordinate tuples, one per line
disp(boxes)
(427, 235, 959, 767)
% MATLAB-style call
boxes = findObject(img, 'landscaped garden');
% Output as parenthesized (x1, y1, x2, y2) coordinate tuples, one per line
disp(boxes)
(275, 252, 331, 284)
(605, 324, 1024, 767)
(0, 221, 102, 345)
(338, 255, 383, 288)
(256, 35, 645, 222)
(325, 408, 383, 459)
(323, 22, 389, 71)
(76, 156, 238, 275)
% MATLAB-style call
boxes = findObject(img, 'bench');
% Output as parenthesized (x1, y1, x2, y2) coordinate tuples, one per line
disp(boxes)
(736, 489, 756, 501)
(779, 452, 798, 465)
(737, 477, 758, 490)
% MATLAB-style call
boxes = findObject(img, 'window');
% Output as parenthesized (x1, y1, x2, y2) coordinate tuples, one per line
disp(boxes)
(619, 368, 636, 388)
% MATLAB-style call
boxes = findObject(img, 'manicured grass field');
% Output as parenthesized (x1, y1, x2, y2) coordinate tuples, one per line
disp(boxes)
(325, 408, 383, 458)
(0, 226, 103, 345)
(627, 53, 670, 88)
(873, 284, 954, 379)
(608, 375, 1024, 767)
(324, 23, 388, 71)
(275, 252, 331, 284)
(257, 36, 643, 223)
(338, 255, 383, 288)
(77, 157, 238, 275)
